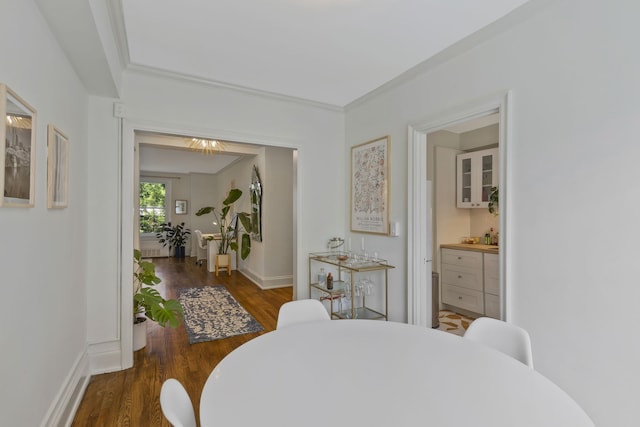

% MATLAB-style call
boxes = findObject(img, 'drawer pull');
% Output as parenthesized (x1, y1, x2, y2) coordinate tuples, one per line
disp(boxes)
(457, 257, 462, 260)
(457, 275, 462, 279)
(458, 296, 463, 300)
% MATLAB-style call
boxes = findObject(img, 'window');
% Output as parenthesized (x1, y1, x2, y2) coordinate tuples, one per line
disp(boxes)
(139, 180, 168, 234)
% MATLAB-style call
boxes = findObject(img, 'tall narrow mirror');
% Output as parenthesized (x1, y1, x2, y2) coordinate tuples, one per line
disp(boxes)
(250, 165, 262, 241)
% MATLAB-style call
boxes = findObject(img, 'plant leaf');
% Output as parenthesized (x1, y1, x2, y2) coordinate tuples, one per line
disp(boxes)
(241, 233, 251, 260)
(223, 188, 242, 206)
(196, 206, 214, 216)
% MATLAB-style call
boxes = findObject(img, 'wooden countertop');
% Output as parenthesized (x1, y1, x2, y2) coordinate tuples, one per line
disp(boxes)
(440, 243, 499, 254)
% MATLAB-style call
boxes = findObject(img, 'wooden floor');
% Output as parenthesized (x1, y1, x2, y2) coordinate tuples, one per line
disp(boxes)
(72, 256, 292, 427)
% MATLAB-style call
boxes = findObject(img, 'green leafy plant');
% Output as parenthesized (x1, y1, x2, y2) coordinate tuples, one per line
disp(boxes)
(488, 186, 499, 216)
(133, 249, 183, 327)
(196, 188, 253, 259)
(156, 222, 191, 253)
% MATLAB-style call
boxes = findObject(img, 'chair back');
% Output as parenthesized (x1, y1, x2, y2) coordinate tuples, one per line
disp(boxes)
(194, 229, 206, 249)
(464, 317, 534, 368)
(276, 299, 330, 329)
(160, 378, 197, 427)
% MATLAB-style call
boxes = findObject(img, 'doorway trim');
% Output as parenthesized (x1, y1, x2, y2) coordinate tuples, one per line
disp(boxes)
(407, 91, 512, 327)
(119, 118, 301, 369)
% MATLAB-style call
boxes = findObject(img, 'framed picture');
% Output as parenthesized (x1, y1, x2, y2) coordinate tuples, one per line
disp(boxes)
(175, 199, 187, 215)
(47, 125, 69, 208)
(0, 84, 37, 207)
(350, 136, 390, 235)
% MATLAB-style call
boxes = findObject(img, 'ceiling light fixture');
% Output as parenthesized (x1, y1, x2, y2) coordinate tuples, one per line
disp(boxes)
(188, 138, 225, 155)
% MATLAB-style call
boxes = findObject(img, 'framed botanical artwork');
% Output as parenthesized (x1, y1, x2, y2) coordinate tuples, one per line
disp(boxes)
(47, 125, 69, 208)
(350, 135, 390, 235)
(0, 84, 37, 207)
(175, 199, 187, 215)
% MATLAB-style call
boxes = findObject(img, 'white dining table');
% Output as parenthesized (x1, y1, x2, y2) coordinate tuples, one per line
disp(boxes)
(200, 320, 594, 427)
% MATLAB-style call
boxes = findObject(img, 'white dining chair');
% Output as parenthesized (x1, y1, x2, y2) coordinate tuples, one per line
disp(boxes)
(160, 378, 198, 427)
(464, 316, 534, 368)
(276, 299, 330, 329)
(193, 230, 208, 266)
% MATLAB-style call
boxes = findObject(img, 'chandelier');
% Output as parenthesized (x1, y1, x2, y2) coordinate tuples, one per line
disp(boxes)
(187, 138, 225, 155)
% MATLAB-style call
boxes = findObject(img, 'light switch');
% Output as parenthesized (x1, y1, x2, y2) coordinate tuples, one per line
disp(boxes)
(389, 222, 400, 237)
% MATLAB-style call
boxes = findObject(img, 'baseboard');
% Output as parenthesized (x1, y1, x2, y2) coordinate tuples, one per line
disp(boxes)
(40, 350, 91, 427)
(87, 339, 124, 375)
(239, 267, 293, 289)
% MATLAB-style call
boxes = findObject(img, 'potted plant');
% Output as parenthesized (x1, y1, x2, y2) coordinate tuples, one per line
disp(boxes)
(156, 221, 191, 258)
(133, 249, 183, 350)
(488, 186, 499, 216)
(196, 188, 253, 269)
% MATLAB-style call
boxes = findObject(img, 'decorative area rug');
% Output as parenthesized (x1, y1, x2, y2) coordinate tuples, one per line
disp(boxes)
(177, 285, 264, 344)
(437, 310, 474, 336)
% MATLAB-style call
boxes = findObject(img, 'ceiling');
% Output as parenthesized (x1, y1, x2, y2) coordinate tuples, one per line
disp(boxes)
(38, 1, 523, 174)
(136, 131, 263, 175)
(38, 0, 531, 107)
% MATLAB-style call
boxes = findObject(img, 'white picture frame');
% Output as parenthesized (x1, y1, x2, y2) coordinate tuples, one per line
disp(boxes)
(350, 136, 390, 235)
(47, 124, 69, 208)
(0, 83, 37, 207)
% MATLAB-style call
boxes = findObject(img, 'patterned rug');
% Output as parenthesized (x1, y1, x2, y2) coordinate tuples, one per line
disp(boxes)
(437, 310, 474, 336)
(177, 285, 264, 344)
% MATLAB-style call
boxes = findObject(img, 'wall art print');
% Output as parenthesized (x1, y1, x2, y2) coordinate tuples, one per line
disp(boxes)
(1, 83, 37, 208)
(47, 125, 69, 208)
(350, 136, 389, 235)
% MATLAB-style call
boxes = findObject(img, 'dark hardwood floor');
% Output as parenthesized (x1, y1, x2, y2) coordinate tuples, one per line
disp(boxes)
(72, 256, 292, 427)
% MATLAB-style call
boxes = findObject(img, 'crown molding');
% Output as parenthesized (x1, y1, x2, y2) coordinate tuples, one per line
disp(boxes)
(124, 63, 345, 113)
(345, 0, 555, 111)
(106, 0, 130, 69)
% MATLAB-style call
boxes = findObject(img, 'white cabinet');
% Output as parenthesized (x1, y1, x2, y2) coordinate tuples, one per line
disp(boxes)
(441, 249, 484, 314)
(457, 148, 499, 208)
(483, 253, 500, 319)
(441, 247, 500, 318)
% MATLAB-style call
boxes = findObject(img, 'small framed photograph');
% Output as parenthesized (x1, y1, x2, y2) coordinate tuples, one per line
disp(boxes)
(1, 83, 37, 207)
(175, 199, 187, 215)
(351, 136, 390, 235)
(47, 125, 69, 208)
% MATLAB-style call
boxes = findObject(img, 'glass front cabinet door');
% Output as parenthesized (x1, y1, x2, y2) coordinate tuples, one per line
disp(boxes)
(456, 148, 499, 208)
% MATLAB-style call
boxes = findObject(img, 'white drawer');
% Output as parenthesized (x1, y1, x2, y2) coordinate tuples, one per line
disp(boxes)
(441, 264, 483, 291)
(483, 253, 499, 295)
(485, 293, 500, 319)
(441, 248, 482, 269)
(442, 284, 484, 314)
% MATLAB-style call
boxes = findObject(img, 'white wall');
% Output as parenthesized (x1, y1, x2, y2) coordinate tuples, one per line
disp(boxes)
(0, 1, 90, 425)
(345, 0, 640, 425)
(189, 172, 220, 251)
(263, 147, 294, 285)
(86, 69, 345, 372)
(211, 146, 294, 289)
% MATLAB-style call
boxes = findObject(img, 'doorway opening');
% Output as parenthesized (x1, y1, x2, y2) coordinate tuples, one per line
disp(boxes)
(119, 121, 300, 369)
(407, 92, 511, 329)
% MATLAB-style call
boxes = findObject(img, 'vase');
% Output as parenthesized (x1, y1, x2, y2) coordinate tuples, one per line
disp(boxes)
(174, 246, 185, 258)
(133, 317, 147, 351)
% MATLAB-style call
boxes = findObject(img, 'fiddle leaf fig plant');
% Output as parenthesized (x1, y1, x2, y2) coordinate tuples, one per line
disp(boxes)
(196, 188, 253, 259)
(133, 249, 183, 328)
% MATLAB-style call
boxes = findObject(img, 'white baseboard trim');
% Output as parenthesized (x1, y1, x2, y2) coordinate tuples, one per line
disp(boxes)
(87, 339, 124, 375)
(40, 350, 90, 427)
(239, 267, 293, 289)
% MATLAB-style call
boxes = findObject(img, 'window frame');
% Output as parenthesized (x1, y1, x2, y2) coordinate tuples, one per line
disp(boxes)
(139, 177, 172, 238)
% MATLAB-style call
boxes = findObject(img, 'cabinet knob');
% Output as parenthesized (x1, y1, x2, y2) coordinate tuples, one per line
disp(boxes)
(458, 296, 463, 300)
(457, 275, 462, 279)
(457, 256, 462, 260)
